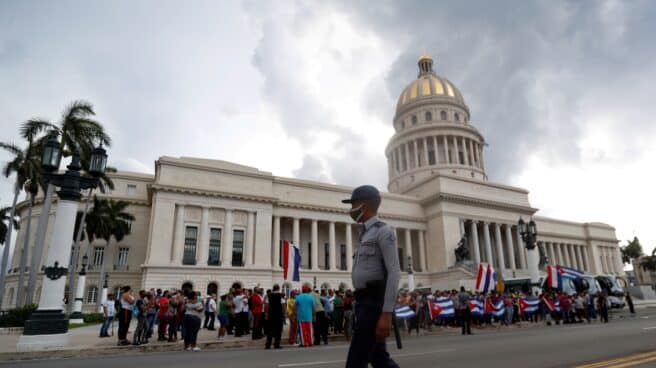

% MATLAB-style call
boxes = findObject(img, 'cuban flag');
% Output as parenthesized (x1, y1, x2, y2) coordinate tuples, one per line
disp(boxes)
(519, 296, 540, 314)
(395, 305, 416, 319)
(282, 240, 301, 282)
(475, 263, 496, 294)
(469, 299, 484, 317)
(546, 265, 563, 290)
(542, 297, 561, 313)
(485, 298, 505, 318)
(429, 297, 456, 319)
(558, 265, 585, 280)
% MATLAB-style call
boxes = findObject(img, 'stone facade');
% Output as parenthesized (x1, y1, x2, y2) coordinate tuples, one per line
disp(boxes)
(1, 54, 622, 311)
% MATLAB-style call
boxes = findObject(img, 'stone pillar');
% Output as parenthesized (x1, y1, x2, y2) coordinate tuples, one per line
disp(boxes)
(196, 207, 210, 266)
(547, 243, 555, 265)
(442, 136, 449, 164)
(494, 223, 505, 270)
(418, 230, 426, 272)
(483, 223, 493, 266)
(473, 142, 479, 167)
(470, 221, 481, 264)
(555, 242, 563, 265)
(404, 143, 410, 170)
(479, 144, 485, 171)
(405, 229, 413, 269)
(345, 224, 353, 271)
(504, 225, 516, 270)
(581, 246, 589, 272)
(310, 219, 318, 270)
(561, 244, 569, 267)
(329, 221, 336, 270)
(462, 138, 470, 165)
(576, 245, 585, 271)
(245, 211, 255, 266)
(222, 209, 233, 266)
(272, 216, 280, 268)
(412, 139, 419, 168)
(423, 138, 430, 166)
(433, 136, 440, 163)
(172, 204, 185, 264)
(454, 137, 460, 164)
(515, 227, 526, 269)
(69, 270, 86, 324)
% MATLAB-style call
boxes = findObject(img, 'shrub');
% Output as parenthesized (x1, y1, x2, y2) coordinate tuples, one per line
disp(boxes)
(0, 304, 37, 327)
(82, 313, 104, 324)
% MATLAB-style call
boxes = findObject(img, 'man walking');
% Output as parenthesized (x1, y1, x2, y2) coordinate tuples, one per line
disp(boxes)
(343, 185, 400, 368)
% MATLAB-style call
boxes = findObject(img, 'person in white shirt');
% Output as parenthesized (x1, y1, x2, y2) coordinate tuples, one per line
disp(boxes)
(99, 293, 116, 337)
(204, 294, 217, 330)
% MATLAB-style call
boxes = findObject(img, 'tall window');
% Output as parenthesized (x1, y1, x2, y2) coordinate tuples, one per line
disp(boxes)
(232, 229, 244, 267)
(93, 247, 104, 267)
(86, 286, 98, 304)
(428, 150, 436, 165)
(411, 115, 417, 125)
(440, 110, 447, 120)
(117, 247, 129, 268)
(127, 184, 137, 196)
(397, 248, 405, 271)
(324, 243, 330, 270)
(425, 111, 432, 121)
(183, 226, 198, 265)
(208, 228, 222, 266)
(340, 244, 347, 270)
(455, 112, 460, 122)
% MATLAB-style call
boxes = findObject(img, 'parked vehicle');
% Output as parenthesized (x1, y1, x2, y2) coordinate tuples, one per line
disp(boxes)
(596, 275, 626, 309)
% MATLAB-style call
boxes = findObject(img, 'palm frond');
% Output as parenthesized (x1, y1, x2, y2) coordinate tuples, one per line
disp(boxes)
(20, 119, 58, 141)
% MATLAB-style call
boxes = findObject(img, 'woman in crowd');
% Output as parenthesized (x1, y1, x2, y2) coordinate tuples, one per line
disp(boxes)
(167, 291, 180, 342)
(217, 294, 232, 340)
(342, 289, 354, 342)
(183, 290, 204, 351)
(157, 290, 170, 341)
(117, 285, 135, 346)
(332, 290, 344, 334)
(287, 290, 297, 345)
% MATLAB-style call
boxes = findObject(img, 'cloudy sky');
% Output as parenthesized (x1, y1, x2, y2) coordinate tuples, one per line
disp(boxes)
(1, 0, 655, 262)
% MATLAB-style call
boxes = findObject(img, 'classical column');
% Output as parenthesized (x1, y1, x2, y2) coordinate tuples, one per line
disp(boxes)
(418, 230, 427, 272)
(479, 145, 485, 171)
(433, 136, 440, 163)
(423, 138, 430, 166)
(470, 221, 481, 264)
(494, 223, 505, 270)
(581, 246, 589, 271)
(272, 216, 280, 268)
(412, 139, 419, 168)
(69, 267, 86, 325)
(554, 242, 562, 265)
(547, 243, 555, 265)
(454, 137, 460, 164)
(515, 227, 526, 269)
(575, 245, 584, 271)
(504, 225, 516, 270)
(405, 229, 413, 269)
(462, 138, 470, 166)
(482, 223, 493, 266)
(404, 143, 410, 170)
(442, 136, 449, 164)
(565, 244, 573, 267)
(172, 204, 185, 264)
(222, 209, 233, 266)
(196, 207, 210, 266)
(345, 224, 353, 271)
(245, 211, 255, 266)
(310, 219, 318, 270)
(328, 221, 336, 270)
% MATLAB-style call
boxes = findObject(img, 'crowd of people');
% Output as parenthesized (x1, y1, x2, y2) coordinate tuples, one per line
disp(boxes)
(98, 282, 626, 351)
(396, 287, 616, 336)
(100, 282, 358, 351)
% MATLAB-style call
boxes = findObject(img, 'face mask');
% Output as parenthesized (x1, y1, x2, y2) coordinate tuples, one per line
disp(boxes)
(349, 204, 365, 223)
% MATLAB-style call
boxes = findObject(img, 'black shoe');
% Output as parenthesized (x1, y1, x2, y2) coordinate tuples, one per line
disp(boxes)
(274, 346, 282, 349)
(265, 346, 271, 350)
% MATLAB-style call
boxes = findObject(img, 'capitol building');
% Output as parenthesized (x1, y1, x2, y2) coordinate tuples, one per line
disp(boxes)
(2, 54, 624, 310)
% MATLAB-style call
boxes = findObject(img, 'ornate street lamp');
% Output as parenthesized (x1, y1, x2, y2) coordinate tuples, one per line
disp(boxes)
(518, 217, 537, 250)
(69, 255, 89, 324)
(18, 140, 107, 351)
(518, 217, 540, 292)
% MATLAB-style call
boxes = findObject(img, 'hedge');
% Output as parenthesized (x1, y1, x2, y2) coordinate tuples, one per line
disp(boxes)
(0, 304, 37, 327)
(82, 313, 104, 324)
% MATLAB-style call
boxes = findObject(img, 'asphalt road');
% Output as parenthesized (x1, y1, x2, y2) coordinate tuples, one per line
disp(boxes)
(5, 314, 656, 368)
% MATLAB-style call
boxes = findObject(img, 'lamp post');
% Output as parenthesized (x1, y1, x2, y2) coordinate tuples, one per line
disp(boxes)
(407, 256, 415, 291)
(18, 138, 107, 351)
(98, 272, 109, 313)
(69, 255, 88, 324)
(518, 217, 540, 292)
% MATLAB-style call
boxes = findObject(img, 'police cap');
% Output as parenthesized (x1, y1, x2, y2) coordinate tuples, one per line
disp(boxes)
(342, 185, 381, 204)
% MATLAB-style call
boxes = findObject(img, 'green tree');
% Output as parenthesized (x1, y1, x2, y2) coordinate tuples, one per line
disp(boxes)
(21, 100, 111, 306)
(84, 197, 134, 311)
(620, 236, 643, 264)
(640, 249, 656, 272)
(0, 206, 20, 246)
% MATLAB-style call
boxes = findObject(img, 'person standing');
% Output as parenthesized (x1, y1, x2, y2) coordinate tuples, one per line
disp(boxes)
(264, 284, 284, 349)
(598, 291, 610, 323)
(457, 287, 472, 335)
(313, 288, 327, 345)
(117, 286, 135, 346)
(252, 288, 264, 339)
(332, 290, 344, 334)
(295, 283, 317, 347)
(233, 283, 248, 337)
(133, 290, 149, 345)
(204, 294, 217, 330)
(342, 290, 354, 342)
(157, 291, 170, 341)
(626, 291, 635, 315)
(183, 290, 204, 351)
(503, 292, 514, 327)
(343, 185, 400, 368)
(217, 294, 231, 340)
(100, 293, 115, 337)
(287, 291, 298, 345)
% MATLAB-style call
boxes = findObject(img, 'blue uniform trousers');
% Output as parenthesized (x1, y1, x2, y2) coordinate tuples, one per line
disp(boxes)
(345, 295, 399, 368)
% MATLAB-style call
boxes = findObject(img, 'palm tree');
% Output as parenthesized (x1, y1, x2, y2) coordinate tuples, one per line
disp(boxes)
(0, 140, 41, 307)
(84, 197, 134, 311)
(22, 101, 111, 306)
(0, 206, 20, 246)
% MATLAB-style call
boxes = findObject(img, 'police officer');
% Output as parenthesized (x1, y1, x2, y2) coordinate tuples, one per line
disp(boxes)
(343, 185, 400, 368)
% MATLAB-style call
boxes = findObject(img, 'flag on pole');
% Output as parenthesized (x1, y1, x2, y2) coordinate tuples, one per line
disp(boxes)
(469, 299, 484, 317)
(485, 297, 505, 318)
(519, 296, 540, 314)
(547, 265, 583, 290)
(542, 296, 561, 312)
(557, 265, 585, 280)
(429, 297, 455, 319)
(475, 263, 496, 294)
(282, 240, 301, 282)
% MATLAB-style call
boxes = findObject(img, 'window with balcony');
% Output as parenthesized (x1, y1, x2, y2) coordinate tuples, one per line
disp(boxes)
(116, 247, 129, 270)
(232, 229, 244, 267)
(208, 228, 222, 266)
(93, 247, 104, 268)
(183, 226, 198, 265)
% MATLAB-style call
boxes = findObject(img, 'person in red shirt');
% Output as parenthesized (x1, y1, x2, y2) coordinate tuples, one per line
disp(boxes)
(251, 287, 265, 340)
(157, 290, 170, 341)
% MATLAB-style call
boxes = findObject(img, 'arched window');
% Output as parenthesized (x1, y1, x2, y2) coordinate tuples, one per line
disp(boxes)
(411, 115, 417, 125)
(320, 282, 331, 291)
(425, 111, 432, 121)
(440, 110, 447, 120)
(86, 286, 98, 304)
(455, 112, 460, 122)
(207, 282, 218, 296)
(338, 282, 348, 291)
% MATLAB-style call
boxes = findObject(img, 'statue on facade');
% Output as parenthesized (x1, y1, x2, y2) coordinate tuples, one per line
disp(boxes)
(454, 234, 470, 263)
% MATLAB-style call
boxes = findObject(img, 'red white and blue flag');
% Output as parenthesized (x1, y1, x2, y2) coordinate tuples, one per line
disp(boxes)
(542, 297, 561, 312)
(475, 263, 496, 294)
(282, 240, 301, 282)
(547, 265, 584, 290)
(519, 296, 540, 314)
(429, 297, 455, 319)
(469, 299, 484, 317)
(485, 297, 505, 318)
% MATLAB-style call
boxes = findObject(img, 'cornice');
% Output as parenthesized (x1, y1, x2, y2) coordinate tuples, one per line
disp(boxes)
(394, 96, 470, 120)
(422, 192, 538, 214)
(151, 183, 278, 203)
(403, 170, 529, 195)
(275, 200, 426, 223)
(157, 157, 273, 181)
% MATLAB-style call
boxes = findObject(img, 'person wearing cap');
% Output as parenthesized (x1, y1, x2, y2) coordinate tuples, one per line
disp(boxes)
(342, 185, 400, 368)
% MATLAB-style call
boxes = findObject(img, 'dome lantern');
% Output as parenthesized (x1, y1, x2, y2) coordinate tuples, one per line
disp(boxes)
(417, 53, 434, 77)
